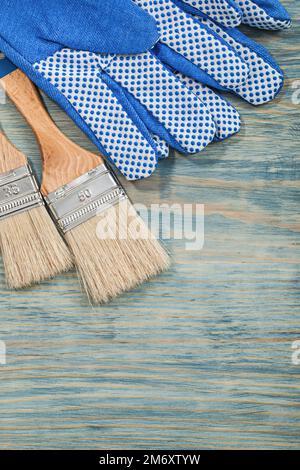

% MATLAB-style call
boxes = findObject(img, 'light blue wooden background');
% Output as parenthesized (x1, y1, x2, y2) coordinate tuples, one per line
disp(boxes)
(0, 0, 299, 450)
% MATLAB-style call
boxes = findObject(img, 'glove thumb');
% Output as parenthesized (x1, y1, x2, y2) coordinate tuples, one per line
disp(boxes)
(43, 0, 160, 54)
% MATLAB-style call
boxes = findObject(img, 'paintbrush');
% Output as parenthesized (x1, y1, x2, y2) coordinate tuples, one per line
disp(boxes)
(0, 61, 170, 303)
(0, 125, 73, 288)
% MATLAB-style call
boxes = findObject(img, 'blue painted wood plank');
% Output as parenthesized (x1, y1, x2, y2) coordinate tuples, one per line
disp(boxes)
(0, 0, 299, 450)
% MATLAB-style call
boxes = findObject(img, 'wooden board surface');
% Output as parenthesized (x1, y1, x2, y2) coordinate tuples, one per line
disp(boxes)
(0, 1, 299, 450)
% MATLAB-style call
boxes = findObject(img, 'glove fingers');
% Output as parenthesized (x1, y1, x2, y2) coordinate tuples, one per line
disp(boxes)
(179, 0, 291, 30)
(236, 0, 292, 30)
(34, 49, 159, 180)
(134, 0, 249, 89)
(201, 19, 284, 104)
(152, 134, 170, 159)
(179, 0, 243, 28)
(103, 51, 216, 154)
(117, 83, 187, 154)
(177, 73, 241, 140)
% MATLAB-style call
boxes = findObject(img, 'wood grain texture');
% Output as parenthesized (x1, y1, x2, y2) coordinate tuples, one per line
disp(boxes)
(0, 131, 27, 172)
(0, 0, 299, 449)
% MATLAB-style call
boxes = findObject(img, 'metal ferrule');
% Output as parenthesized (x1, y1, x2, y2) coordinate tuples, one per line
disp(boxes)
(0, 165, 44, 220)
(45, 163, 128, 233)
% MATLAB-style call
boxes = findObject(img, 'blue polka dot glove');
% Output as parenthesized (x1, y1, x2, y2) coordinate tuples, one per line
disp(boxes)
(179, 0, 243, 27)
(135, 0, 250, 91)
(0, 0, 226, 180)
(189, 16, 286, 105)
(0, 0, 161, 57)
(134, 0, 288, 106)
(179, 0, 291, 30)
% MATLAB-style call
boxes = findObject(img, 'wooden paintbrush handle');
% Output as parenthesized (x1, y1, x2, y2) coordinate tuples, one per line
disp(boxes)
(1, 69, 101, 194)
(0, 131, 27, 173)
(2, 69, 63, 145)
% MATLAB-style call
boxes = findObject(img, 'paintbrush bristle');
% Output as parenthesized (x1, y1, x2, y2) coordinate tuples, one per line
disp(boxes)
(0, 205, 73, 289)
(65, 199, 170, 304)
